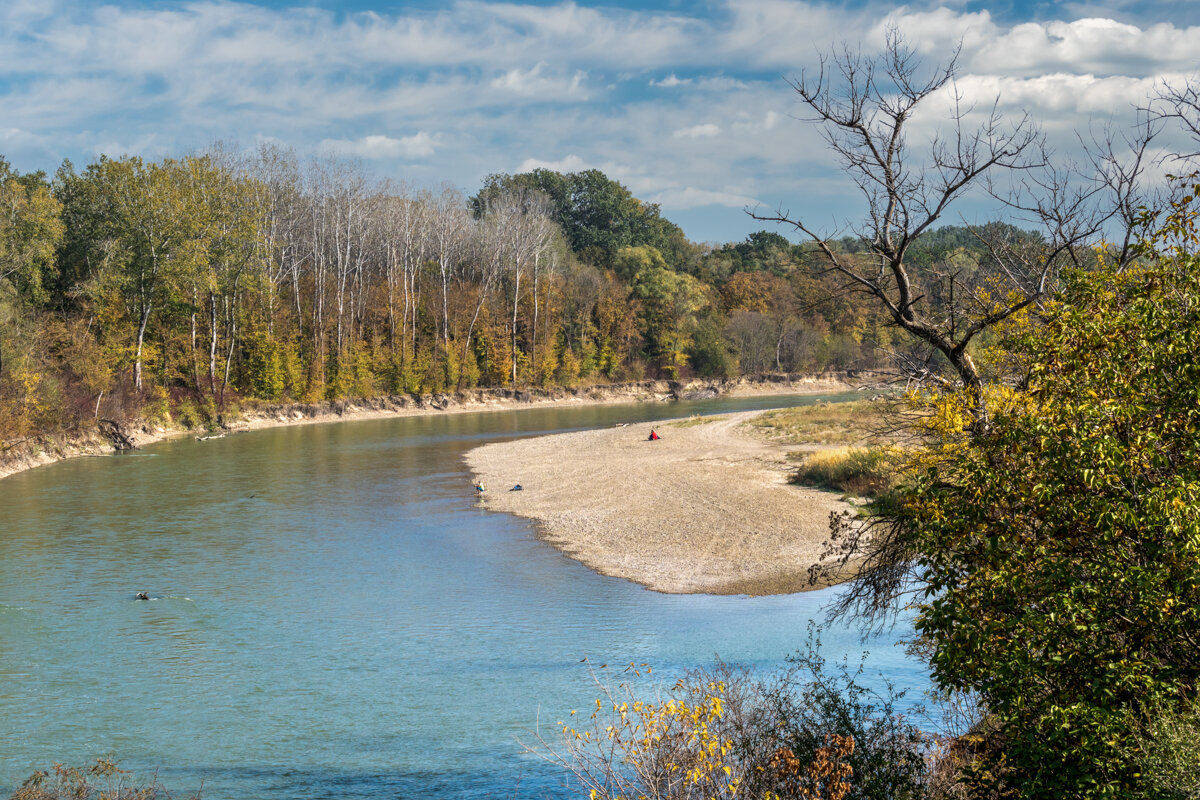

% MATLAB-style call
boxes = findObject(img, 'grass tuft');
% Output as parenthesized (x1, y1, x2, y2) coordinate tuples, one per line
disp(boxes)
(792, 445, 901, 497)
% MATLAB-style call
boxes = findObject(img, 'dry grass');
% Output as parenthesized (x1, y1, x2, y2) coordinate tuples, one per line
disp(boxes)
(743, 399, 895, 447)
(792, 445, 903, 497)
(667, 414, 728, 428)
(9, 760, 198, 800)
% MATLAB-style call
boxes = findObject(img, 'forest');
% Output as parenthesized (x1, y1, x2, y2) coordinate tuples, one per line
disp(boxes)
(0, 149, 944, 442)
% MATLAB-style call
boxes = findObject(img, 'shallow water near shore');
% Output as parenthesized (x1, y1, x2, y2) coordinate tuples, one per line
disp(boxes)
(0, 393, 926, 799)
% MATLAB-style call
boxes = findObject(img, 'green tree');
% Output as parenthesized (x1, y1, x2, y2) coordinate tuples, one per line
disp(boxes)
(59, 157, 196, 393)
(0, 159, 65, 437)
(851, 195, 1200, 797)
(612, 243, 669, 282)
(0, 159, 63, 310)
(181, 154, 270, 404)
(627, 247, 710, 378)
(687, 317, 737, 378)
(473, 169, 690, 270)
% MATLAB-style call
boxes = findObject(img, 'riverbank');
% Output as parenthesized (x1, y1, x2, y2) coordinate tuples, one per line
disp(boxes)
(465, 409, 860, 596)
(0, 372, 879, 482)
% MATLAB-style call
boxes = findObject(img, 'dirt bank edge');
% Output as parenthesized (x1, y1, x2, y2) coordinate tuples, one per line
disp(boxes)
(0, 372, 885, 482)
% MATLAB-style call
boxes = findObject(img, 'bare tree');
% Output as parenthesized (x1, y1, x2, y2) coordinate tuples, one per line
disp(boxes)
(458, 209, 503, 388)
(429, 185, 469, 351)
(1153, 77, 1200, 163)
(388, 188, 430, 370)
(754, 30, 1151, 429)
(486, 184, 555, 385)
(760, 30, 1162, 626)
(249, 143, 304, 339)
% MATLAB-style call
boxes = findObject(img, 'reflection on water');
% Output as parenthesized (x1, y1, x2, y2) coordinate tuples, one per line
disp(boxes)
(0, 395, 925, 799)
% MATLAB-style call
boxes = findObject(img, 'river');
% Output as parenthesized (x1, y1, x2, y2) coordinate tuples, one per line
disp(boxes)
(0, 393, 926, 799)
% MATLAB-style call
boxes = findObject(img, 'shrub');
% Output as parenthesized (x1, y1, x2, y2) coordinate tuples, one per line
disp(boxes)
(688, 319, 738, 378)
(853, 193, 1200, 798)
(761, 631, 929, 800)
(532, 630, 930, 800)
(9, 759, 198, 800)
(243, 329, 284, 401)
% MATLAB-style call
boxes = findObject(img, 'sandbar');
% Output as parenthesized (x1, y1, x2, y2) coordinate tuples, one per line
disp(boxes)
(465, 410, 854, 596)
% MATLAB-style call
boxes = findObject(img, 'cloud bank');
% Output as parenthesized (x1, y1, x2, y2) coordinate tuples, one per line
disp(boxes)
(2, 0, 1199, 241)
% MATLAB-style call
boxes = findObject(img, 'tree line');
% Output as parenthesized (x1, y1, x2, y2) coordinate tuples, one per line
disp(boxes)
(0, 149, 921, 441)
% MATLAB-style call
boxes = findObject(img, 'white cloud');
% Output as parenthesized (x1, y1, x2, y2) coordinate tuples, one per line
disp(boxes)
(490, 62, 589, 98)
(954, 72, 1163, 115)
(88, 133, 165, 160)
(672, 123, 721, 138)
(875, 7, 997, 55)
(968, 17, 1200, 76)
(320, 132, 438, 159)
(731, 111, 781, 136)
(651, 74, 690, 87)
(649, 186, 759, 210)
(516, 154, 594, 174)
(3, 0, 1200, 244)
(0, 126, 51, 155)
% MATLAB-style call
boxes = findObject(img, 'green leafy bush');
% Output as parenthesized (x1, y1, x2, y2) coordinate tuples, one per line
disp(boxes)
(877, 195, 1200, 798)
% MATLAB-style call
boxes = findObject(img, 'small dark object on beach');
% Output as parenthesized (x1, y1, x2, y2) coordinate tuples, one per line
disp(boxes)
(135, 592, 149, 601)
(511, 484, 523, 491)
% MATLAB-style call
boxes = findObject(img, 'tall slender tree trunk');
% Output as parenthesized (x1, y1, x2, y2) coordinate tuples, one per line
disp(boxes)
(209, 291, 219, 398)
(531, 253, 540, 382)
(510, 267, 521, 385)
(190, 284, 201, 393)
(134, 304, 152, 392)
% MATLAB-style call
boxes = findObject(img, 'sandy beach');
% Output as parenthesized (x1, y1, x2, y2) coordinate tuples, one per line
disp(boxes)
(465, 410, 855, 596)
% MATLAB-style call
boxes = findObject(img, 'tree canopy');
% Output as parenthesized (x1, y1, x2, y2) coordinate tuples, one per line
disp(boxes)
(471, 168, 694, 270)
(855, 194, 1200, 798)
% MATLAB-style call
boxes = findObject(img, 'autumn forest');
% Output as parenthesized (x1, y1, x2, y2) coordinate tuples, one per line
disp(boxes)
(0, 147, 931, 441)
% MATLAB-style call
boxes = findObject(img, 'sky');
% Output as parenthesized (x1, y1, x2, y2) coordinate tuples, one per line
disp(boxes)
(3, 0, 1200, 243)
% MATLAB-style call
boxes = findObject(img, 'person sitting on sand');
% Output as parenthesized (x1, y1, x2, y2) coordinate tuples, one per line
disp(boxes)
(649, 429, 660, 441)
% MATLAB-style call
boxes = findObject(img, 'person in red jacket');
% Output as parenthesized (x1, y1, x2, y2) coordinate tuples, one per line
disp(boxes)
(649, 429, 660, 441)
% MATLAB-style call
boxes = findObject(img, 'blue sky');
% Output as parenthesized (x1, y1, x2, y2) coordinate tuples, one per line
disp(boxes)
(4, 0, 1200, 243)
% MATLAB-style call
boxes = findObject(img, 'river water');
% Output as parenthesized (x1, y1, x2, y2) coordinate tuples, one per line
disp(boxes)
(0, 394, 926, 799)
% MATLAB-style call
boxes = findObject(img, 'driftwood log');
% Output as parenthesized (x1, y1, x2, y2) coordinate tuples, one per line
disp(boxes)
(98, 418, 138, 451)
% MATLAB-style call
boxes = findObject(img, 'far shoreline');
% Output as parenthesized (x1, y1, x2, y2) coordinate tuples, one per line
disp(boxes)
(0, 372, 882, 483)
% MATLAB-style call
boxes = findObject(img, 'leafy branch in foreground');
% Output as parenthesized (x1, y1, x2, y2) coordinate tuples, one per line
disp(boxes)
(821, 185, 1200, 798)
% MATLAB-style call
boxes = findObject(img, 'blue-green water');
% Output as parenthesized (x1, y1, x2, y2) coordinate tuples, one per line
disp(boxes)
(0, 394, 925, 798)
